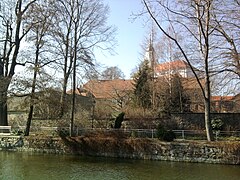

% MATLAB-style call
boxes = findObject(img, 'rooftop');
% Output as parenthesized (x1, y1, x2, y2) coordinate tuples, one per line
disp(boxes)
(155, 60, 189, 72)
(211, 96, 235, 101)
(83, 79, 134, 99)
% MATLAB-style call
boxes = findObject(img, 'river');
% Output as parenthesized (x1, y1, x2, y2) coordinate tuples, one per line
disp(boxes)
(0, 151, 239, 180)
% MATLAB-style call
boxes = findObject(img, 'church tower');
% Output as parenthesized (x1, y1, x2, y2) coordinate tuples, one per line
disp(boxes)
(144, 31, 158, 109)
(144, 33, 157, 77)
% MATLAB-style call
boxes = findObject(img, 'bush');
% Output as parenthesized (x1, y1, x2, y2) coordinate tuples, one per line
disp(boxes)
(156, 124, 166, 138)
(114, 112, 125, 129)
(156, 124, 176, 142)
(162, 130, 176, 142)
(211, 118, 224, 131)
(57, 129, 70, 137)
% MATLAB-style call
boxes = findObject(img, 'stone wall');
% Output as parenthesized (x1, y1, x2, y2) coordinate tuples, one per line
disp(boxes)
(171, 113, 240, 130)
(4, 135, 238, 165)
(0, 135, 23, 150)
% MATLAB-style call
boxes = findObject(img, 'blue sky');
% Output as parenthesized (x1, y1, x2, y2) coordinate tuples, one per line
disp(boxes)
(98, 0, 149, 78)
(16, 1, 149, 79)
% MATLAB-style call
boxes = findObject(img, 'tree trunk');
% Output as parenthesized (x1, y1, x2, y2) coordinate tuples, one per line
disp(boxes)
(204, 75, 214, 141)
(0, 94, 8, 126)
(59, 36, 71, 118)
(204, 99, 213, 141)
(24, 79, 37, 136)
(25, 105, 33, 136)
(70, 77, 76, 136)
(202, 0, 214, 141)
(70, 64, 76, 137)
(25, 37, 39, 136)
(60, 76, 68, 118)
(0, 78, 10, 126)
(70, 16, 78, 137)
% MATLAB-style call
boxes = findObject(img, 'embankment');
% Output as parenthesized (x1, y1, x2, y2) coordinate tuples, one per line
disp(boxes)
(1, 134, 239, 165)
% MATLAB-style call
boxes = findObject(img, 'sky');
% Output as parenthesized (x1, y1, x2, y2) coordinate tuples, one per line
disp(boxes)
(98, 0, 150, 78)
(15, 1, 150, 80)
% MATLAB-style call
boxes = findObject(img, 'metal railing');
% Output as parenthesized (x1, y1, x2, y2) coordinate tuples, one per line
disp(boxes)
(11, 126, 240, 141)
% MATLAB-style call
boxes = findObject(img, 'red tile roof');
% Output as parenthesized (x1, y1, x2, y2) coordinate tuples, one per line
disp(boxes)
(155, 60, 189, 72)
(83, 79, 134, 99)
(211, 96, 234, 101)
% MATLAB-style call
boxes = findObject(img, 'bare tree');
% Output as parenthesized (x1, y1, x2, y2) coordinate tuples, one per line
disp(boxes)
(49, 0, 116, 135)
(209, 1, 240, 95)
(23, 1, 56, 136)
(153, 25, 183, 64)
(0, 0, 36, 126)
(212, 1, 239, 78)
(142, 0, 224, 141)
(101, 66, 125, 80)
(50, 0, 116, 124)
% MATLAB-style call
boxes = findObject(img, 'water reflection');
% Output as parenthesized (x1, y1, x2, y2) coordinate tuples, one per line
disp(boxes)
(0, 151, 239, 180)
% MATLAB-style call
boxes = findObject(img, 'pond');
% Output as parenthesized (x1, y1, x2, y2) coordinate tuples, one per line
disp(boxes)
(0, 151, 239, 180)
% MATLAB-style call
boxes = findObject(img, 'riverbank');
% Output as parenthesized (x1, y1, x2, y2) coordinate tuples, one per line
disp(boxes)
(1, 132, 239, 165)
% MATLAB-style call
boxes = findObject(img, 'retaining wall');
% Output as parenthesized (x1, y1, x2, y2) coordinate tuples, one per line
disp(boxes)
(1, 135, 238, 165)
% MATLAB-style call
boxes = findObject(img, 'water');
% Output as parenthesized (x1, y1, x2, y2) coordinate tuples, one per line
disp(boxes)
(0, 151, 239, 180)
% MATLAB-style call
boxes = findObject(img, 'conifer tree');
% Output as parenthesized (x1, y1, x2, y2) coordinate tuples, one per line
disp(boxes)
(133, 60, 152, 109)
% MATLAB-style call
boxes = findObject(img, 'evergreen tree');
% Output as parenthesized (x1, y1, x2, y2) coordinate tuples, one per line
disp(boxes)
(133, 60, 152, 109)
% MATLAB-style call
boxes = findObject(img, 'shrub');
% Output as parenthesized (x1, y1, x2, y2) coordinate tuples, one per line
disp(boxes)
(211, 118, 224, 131)
(156, 124, 176, 142)
(156, 124, 166, 138)
(114, 112, 125, 129)
(131, 130, 137, 138)
(162, 130, 176, 142)
(57, 129, 70, 137)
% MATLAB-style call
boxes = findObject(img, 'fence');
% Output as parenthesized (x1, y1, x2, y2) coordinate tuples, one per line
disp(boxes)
(0, 126, 12, 135)
(12, 126, 240, 141)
